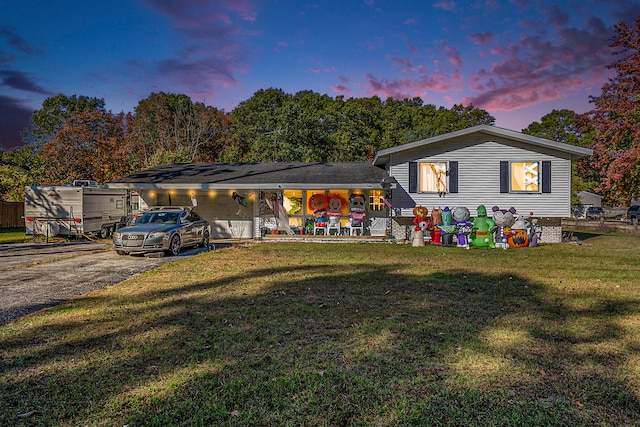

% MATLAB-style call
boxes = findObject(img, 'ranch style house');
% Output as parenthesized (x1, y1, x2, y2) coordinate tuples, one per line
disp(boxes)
(107, 125, 593, 242)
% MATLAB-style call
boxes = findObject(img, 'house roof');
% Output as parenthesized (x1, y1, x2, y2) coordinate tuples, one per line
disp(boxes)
(106, 162, 394, 190)
(372, 124, 594, 165)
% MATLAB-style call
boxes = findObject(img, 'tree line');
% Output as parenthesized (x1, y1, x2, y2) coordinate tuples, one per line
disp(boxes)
(2, 17, 639, 206)
(0, 91, 494, 201)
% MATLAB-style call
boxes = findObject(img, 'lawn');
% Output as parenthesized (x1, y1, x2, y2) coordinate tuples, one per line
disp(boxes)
(1, 233, 639, 426)
(0, 227, 29, 244)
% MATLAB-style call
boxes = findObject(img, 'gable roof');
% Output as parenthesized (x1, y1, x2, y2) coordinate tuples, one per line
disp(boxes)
(372, 124, 593, 166)
(107, 162, 393, 190)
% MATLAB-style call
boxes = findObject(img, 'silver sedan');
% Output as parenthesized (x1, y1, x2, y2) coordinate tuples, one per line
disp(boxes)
(113, 207, 209, 256)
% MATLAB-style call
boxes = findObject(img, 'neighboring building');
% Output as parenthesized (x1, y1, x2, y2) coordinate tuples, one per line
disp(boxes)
(107, 162, 394, 239)
(107, 125, 592, 242)
(577, 191, 603, 208)
(574, 191, 603, 218)
(372, 125, 593, 242)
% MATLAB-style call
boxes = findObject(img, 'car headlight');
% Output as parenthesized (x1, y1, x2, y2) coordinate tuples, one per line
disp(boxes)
(113, 231, 120, 238)
(148, 232, 167, 239)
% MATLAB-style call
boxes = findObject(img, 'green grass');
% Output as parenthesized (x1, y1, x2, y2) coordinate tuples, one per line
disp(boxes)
(0, 227, 29, 243)
(1, 234, 640, 426)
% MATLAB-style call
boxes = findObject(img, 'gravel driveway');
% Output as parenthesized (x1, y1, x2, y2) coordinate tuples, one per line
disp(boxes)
(0, 241, 209, 324)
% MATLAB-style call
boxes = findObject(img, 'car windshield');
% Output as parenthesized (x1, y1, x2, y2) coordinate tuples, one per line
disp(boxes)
(136, 211, 180, 225)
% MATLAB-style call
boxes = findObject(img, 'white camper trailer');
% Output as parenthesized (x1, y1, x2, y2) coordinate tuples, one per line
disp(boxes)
(24, 183, 142, 238)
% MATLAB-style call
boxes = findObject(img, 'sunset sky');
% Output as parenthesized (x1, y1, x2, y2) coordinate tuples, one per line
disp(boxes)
(2, 0, 639, 149)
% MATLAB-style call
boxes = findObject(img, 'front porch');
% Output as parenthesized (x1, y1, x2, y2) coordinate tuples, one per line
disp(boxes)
(262, 233, 394, 243)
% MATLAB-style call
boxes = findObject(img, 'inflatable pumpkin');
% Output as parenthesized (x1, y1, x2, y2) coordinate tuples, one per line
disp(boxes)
(508, 215, 530, 248)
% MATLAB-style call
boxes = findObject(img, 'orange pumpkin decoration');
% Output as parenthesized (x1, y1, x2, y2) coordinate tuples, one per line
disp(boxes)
(508, 227, 529, 247)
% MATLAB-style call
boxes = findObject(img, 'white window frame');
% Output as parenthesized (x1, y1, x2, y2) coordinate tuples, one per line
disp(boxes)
(510, 161, 541, 193)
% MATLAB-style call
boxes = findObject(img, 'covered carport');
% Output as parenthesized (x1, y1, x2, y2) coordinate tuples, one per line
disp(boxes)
(106, 162, 396, 239)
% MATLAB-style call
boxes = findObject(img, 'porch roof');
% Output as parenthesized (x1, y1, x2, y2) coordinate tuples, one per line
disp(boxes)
(106, 162, 395, 190)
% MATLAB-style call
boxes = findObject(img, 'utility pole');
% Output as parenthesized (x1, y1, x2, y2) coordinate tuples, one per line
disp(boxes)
(264, 129, 286, 162)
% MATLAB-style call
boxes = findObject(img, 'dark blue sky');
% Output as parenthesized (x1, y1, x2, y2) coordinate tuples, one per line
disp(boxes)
(2, 0, 639, 149)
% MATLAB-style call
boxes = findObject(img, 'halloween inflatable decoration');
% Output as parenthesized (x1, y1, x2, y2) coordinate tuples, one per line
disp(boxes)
(324, 193, 347, 235)
(327, 193, 347, 228)
(508, 215, 530, 248)
(265, 192, 294, 235)
(412, 206, 428, 247)
(470, 205, 496, 248)
(232, 191, 248, 207)
(308, 193, 329, 227)
(413, 206, 429, 232)
(349, 193, 367, 228)
(492, 206, 517, 249)
(528, 216, 542, 247)
(429, 208, 443, 245)
(452, 206, 473, 249)
(438, 207, 457, 246)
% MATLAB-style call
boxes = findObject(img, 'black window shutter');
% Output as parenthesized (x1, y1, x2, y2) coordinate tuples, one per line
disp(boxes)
(409, 162, 418, 193)
(448, 161, 458, 193)
(500, 161, 509, 193)
(542, 161, 551, 193)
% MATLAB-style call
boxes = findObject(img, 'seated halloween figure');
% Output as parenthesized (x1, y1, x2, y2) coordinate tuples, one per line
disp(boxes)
(452, 206, 473, 249)
(429, 208, 443, 245)
(470, 204, 496, 248)
(308, 193, 329, 228)
(437, 207, 457, 247)
(349, 193, 367, 229)
(492, 206, 517, 249)
(327, 193, 347, 233)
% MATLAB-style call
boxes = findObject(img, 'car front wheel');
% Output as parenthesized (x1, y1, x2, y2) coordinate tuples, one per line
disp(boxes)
(168, 235, 181, 256)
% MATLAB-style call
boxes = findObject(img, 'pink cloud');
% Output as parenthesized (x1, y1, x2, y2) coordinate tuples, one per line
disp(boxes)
(468, 32, 494, 45)
(228, 0, 258, 22)
(542, 4, 568, 26)
(308, 67, 320, 73)
(462, 77, 575, 110)
(131, 0, 257, 102)
(403, 36, 420, 55)
(388, 55, 413, 68)
(386, 55, 430, 75)
(433, 1, 456, 11)
(359, 37, 384, 51)
(144, 0, 224, 26)
(364, 70, 462, 100)
(331, 84, 351, 95)
(443, 45, 463, 67)
(462, 14, 616, 111)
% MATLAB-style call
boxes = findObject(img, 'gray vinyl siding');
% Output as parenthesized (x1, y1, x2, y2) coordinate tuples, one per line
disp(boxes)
(388, 136, 572, 217)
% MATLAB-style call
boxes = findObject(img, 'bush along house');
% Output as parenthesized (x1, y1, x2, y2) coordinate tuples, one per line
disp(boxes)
(372, 125, 593, 243)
